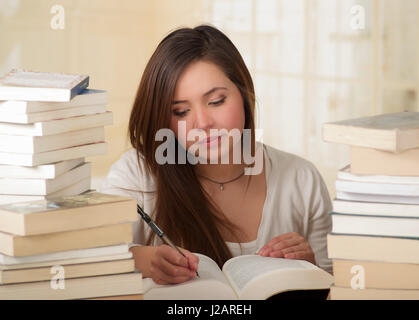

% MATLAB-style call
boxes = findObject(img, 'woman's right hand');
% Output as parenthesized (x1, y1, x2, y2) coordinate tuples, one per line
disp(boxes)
(149, 244, 199, 285)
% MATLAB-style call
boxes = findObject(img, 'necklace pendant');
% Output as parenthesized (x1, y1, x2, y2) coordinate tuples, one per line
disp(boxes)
(220, 184, 224, 191)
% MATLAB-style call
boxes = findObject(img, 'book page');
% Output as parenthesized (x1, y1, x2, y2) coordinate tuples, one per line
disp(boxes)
(222, 255, 317, 298)
(0, 69, 87, 89)
(143, 253, 237, 300)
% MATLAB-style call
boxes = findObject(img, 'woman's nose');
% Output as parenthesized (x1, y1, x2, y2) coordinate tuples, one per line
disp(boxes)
(195, 105, 214, 130)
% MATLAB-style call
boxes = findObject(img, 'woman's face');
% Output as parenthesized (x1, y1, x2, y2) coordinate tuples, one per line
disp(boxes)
(169, 60, 245, 163)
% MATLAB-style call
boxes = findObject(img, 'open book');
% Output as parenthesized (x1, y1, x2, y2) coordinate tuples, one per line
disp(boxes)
(143, 254, 334, 300)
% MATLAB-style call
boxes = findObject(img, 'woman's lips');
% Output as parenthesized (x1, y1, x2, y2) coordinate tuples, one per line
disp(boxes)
(199, 135, 221, 145)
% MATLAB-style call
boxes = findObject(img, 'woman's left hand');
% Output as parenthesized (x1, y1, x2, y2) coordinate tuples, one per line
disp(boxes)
(257, 232, 316, 265)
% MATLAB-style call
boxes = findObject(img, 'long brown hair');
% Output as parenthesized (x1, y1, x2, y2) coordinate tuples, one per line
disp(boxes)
(129, 24, 257, 267)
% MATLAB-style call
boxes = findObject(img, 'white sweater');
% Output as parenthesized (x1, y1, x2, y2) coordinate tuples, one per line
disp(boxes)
(99, 141, 333, 273)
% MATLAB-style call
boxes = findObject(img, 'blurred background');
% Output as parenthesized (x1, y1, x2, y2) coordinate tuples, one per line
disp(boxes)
(1, 0, 418, 198)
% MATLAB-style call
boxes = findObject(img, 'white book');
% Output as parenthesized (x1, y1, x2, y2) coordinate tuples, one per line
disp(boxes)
(0, 244, 130, 266)
(0, 104, 106, 124)
(143, 254, 333, 300)
(0, 127, 104, 154)
(338, 164, 419, 185)
(0, 162, 91, 195)
(0, 141, 107, 166)
(0, 178, 91, 205)
(335, 179, 419, 197)
(0, 112, 113, 136)
(0, 69, 89, 102)
(0, 158, 84, 179)
(331, 212, 419, 238)
(336, 191, 419, 205)
(0, 271, 142, 300)
(333, 199, 419, 218)
(0, 89, 107, 113)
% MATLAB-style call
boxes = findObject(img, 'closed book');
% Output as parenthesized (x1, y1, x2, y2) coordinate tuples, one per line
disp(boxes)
(0, 104, 106, 124)
(0, 191, 137, 236)
(0, 112, 113, 136)
(333, 259, 419, 290)
(0, 178, 90, 205)
(0, 222, 133, 256)
(0, 89, 107, 113)
(330, 285, 419, 300)
(0, 127, 105, 154)
(322, 111, 419, 153)
(335, 179, 419, 197)
(350, 146, 419, 176)
(0, 252, 133, 271)
(0, 243, 131, 267)
(0, 271, 142, 300)
(0, 141, 107, 166)
(332, 199, 419, 218)
(0, 162, 91, 195)
(337, 164, 419, 185)
(327, 233, 419, 264)
(330, 212, 419, 238)
(0, 258, 135, 284)
(0, 158, 84, 179)
(0, 69, 89, 102)
(336, 190, 419, 205)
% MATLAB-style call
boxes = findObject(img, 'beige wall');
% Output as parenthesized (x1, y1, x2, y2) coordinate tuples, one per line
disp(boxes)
(0, 0, 207, 182)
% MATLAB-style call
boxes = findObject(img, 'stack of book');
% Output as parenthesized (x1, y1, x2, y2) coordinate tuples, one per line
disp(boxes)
(323, 111, 419, 300)
(0, 191, 143, 300)
(0, 69, 113, 204)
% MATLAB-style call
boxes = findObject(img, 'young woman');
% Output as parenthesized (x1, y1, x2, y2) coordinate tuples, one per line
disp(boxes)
(99, 24, 333, 285)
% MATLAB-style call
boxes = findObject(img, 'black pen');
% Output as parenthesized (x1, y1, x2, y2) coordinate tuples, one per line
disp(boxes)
(137, 204, 199, 278)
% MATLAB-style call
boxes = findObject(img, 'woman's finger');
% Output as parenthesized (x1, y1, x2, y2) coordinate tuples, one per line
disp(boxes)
(279, 243, 309, 255)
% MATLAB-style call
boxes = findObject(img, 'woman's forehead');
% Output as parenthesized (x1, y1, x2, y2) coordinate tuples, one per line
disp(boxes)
(174, 61, 231, 98)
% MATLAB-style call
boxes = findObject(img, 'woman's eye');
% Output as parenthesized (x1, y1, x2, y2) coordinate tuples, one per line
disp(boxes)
(209, 97, 226, 106)
(173, 110, 188, 117)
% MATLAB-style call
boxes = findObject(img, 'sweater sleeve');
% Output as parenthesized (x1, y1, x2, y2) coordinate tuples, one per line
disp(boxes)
(98, 149, 156, 246)
(296, 161, 333, 273)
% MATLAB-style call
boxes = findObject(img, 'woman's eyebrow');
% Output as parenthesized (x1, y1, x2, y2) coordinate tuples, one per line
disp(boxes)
(172, 87, 227, 105)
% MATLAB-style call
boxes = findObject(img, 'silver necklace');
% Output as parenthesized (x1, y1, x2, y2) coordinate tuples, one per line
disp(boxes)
(196, 170, 246, 191)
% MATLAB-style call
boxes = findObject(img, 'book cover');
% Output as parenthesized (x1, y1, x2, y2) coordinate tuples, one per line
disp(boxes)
(330, 212, 419, 238)
(327, 233, 419, 264)
(0, 191, 138, 236)
(0, 69, 89, 102)
(0, 89, 107, 113)
(0, 127, 105, 154)
(0, 222, 133, 256)
(0, 141, 107, 166)
(0, 112, 113, 136)
(323, 111, 419, 153)
(0, 158, 84, 179)
(0, 271, 142, 300)
(0, 104, 106, 124)
(350, 145, 419, 176)
(0, 178, 90, 205)
(0, 162, 91, 195)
